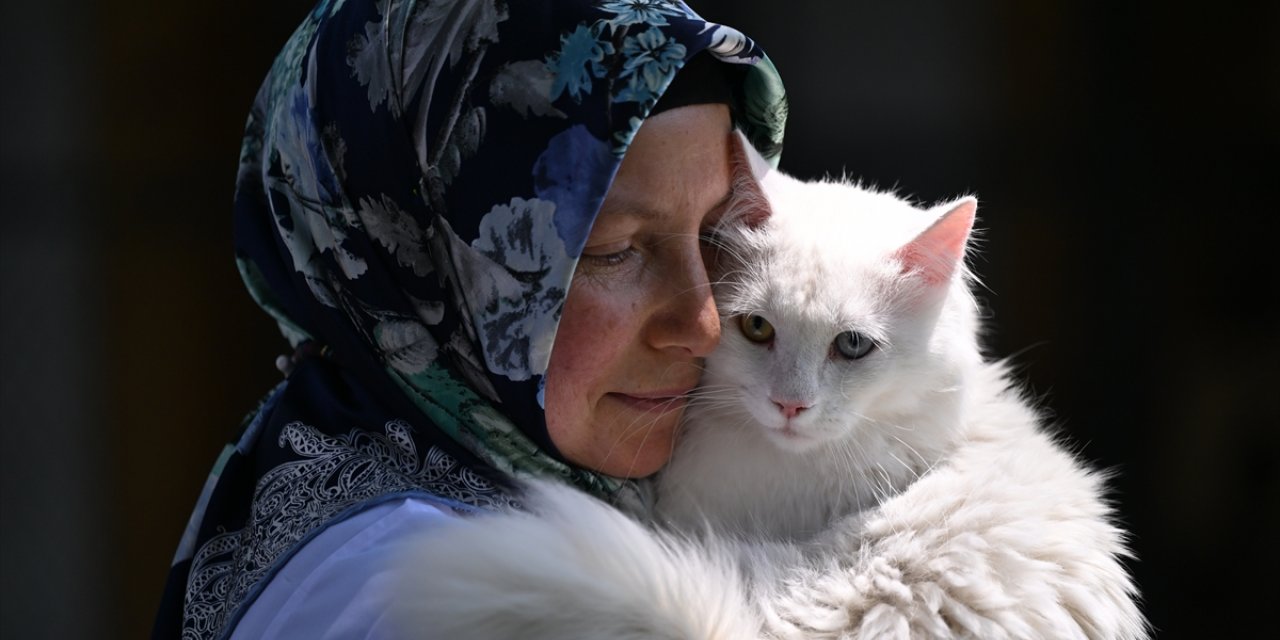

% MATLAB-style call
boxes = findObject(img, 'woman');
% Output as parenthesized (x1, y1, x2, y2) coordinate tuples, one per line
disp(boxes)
(154, 0, 786, 637)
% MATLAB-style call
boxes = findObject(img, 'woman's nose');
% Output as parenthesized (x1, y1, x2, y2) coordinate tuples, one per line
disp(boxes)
(647, 244, 721, 357)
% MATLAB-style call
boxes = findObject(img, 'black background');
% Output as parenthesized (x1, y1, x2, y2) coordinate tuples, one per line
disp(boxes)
(2, 1, 1275, 637)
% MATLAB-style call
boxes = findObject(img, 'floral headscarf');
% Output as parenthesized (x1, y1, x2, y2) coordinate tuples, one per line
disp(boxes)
(155, 1, 785, 637)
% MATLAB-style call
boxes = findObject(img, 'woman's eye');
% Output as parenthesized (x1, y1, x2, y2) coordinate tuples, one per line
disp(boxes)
(581, 246, 639, 269)
(834, 331, 875, 359)
(739, 314, 775, 343)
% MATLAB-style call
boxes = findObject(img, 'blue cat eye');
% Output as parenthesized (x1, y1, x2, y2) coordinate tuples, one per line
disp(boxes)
(739, 314, 775, 343)
(834, 331, 875, 359)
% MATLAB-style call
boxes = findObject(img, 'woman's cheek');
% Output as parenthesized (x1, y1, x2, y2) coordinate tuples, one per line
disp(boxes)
(544, 278, 643, 462)
(555, 280, 634, 377)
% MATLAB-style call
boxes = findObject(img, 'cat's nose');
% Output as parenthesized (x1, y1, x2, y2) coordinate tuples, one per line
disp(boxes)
(772, 400, 810, 419)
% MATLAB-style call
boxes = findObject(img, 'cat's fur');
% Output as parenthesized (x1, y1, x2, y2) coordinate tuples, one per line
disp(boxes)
(393, 136, 1146, 639)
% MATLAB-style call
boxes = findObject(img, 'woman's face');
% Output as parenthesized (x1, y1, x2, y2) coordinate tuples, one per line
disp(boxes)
(544, 104, 731, 478)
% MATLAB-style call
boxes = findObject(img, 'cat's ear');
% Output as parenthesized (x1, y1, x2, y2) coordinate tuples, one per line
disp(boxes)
(894, 197, 977, 285)
(725, 131, 772, 229)
(731, 130, 774, 181)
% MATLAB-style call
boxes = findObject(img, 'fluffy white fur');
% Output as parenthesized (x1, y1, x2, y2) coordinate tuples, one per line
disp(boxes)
(758, 359, 1144, 639)
(392, 483, 761, 640)
(393, 142, 1145, 639)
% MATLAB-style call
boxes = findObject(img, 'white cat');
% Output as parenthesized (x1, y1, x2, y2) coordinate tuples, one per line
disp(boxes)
(654, 145, 982, 543)
(393, 135, 1146, 639)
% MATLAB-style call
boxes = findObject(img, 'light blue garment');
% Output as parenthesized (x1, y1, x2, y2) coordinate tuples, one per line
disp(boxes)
(231, 498, 454, 639)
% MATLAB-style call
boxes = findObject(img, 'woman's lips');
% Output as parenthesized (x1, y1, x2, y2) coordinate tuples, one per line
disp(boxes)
(608, 388, 696, 413)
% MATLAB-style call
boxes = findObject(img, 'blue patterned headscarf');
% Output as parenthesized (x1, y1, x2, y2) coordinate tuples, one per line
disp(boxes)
(156, 1, 785, 637)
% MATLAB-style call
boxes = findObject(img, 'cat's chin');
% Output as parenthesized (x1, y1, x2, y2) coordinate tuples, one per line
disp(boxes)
(759, 424, 830, 453)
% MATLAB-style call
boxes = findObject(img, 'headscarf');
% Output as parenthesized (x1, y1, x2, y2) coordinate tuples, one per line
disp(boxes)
(155, 1, 786, 638)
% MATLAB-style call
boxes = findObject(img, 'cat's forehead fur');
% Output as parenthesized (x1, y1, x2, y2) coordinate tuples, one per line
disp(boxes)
(762, 173, 938, 250)
(722, 172, 939, 337)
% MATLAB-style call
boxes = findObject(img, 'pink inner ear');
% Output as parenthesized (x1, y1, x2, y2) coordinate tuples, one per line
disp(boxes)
(894, 199, 977, 285)
(727, 132, 771, 229)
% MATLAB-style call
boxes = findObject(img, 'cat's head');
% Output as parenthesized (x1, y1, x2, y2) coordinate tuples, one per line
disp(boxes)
(700, 139, 981, 453)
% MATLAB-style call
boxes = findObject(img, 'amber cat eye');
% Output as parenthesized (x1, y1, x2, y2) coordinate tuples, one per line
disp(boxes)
(739, 314, 775, 343)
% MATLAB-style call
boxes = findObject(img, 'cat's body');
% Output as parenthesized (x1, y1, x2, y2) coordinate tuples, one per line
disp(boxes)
(394, 139, 1146, 639)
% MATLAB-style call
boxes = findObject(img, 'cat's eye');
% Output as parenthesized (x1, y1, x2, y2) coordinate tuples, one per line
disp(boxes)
(739, 314, 775, 343)
(834, 331, 875, 359)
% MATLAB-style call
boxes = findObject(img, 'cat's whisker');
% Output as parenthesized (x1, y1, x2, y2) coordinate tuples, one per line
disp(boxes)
(887, 434, 932, 474)
(623, 409, 664, 479)
(884, 450, 914, 479)
(852, 410, 916, 433)
(597, 395, 693, 471)
(684, 386, 739, 401)
(835, 443, 868, 511)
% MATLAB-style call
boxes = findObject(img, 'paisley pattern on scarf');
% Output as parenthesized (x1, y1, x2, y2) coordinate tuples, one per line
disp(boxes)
(182, 420, 515, 639)
(155, 1, 786, 638)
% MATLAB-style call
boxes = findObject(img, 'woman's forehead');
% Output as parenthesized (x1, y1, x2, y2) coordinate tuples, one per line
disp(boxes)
(622, 104, 733, 166)
(595, 188, 735, 234)
(598, 105, 732, 220)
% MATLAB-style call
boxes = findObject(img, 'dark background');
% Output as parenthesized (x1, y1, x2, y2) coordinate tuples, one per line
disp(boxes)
(2, 1, 1275, 637)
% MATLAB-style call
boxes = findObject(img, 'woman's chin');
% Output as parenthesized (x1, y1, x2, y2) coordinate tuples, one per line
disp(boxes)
(587, 417, 681, 479)
(595, 448, 674, 479)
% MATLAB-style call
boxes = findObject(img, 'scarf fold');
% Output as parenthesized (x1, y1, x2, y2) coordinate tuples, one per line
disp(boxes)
(155, 1, 787, 638)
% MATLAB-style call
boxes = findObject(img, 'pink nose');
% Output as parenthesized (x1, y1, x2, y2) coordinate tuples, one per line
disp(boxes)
(772, 401, 810, 419)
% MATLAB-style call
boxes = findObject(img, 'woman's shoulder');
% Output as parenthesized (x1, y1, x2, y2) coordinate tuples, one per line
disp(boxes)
(230, 496, 461, 639)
